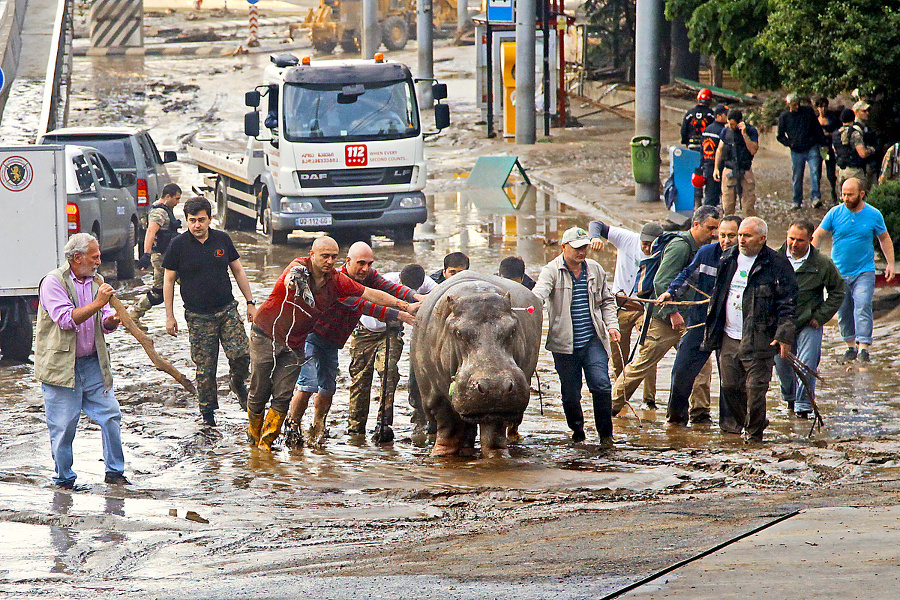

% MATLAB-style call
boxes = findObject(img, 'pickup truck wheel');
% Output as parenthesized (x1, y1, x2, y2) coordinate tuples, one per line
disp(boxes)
(382, 16, 409, 51)
(0, 302, 33, 362)
(392, 225, 415, 243)
(116, 220, 137, 280)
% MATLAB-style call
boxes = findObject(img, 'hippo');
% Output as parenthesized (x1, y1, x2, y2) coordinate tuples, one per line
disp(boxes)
(411, 272, 542, 457)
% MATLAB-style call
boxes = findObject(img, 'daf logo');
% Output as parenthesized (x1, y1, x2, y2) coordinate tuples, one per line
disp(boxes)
(392, 168, 411, 177)
(300, 173, 327, 180)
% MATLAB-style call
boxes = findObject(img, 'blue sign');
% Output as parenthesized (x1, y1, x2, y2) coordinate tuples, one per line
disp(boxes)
(247, 0, 259, 4)
(0, 67, 5, 92)
(486, 0, 513, 23)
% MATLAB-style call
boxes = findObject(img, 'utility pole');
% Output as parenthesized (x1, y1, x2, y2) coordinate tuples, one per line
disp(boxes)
(362, 0, 378, 58)
(634, 0, 661, 202)
(417, 0, 434, 106)
(515, 0, 536, 144)
(457, 0, 468, 35)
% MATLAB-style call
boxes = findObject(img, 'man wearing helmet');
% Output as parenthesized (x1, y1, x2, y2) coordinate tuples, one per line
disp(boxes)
(681, 88, 715, 150)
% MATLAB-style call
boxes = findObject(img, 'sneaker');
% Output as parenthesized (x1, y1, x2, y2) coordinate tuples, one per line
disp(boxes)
(858, 349, 870, 363)
(791, 203, 802, 211)
(690, 412, 713, 425)
(571, 429, 586, 443)
(840, 347, 858, 363)
(796, 411, 810, 420)
(813, 199, 824, 208)
(200, 411, 217, 427)
(104, 472, 131, 485)
(598, 436, 615, 451)
(644, 399, 657, 410)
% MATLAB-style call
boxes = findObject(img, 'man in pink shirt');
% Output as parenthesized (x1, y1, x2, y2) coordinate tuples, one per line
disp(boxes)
(34, 233, 127, 489)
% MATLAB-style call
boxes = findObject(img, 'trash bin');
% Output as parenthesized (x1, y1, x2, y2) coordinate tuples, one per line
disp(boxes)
(630, 136, 660, 185)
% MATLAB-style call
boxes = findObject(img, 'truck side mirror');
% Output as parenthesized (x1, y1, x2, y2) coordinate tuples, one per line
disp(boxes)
(163, 151, 177, 163)
(432, 83, 447, 101)
(434, 103, 450, 131)
(245, 90, 261, 108)
(244, 111, 260, 138)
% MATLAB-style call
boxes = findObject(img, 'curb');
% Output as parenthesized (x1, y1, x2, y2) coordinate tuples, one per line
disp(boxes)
(74, 39, 311, 57)
(530, 173, 649, 232)
(146, 16, 302, 37)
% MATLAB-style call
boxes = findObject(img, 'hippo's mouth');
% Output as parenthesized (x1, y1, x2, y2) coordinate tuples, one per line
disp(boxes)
(456, 410, 523, 425)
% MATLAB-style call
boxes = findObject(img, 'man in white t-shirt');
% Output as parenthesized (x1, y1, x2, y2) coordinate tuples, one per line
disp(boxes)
(702, 217, 797, 441)
(347, 264, 437, 438)
(588, 220, 663, 405)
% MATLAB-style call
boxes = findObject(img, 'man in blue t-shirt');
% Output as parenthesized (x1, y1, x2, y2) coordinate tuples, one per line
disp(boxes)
(812, 178, 895, 362)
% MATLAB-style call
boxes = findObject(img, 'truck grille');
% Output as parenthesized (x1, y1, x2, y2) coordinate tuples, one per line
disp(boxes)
(323, 196, 392, 211)
(297, 166, 414, 188)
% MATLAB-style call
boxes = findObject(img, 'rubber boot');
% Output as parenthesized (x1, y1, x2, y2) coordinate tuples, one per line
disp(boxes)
(247, 410, 264, 446)
(258, 408, 287, 451)
(231, 375, 249, 411)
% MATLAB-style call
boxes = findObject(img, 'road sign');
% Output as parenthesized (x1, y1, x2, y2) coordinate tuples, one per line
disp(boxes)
(486, 0, 513, 23)
(0, 67, 5, 92)
(248, 0, 259, 4)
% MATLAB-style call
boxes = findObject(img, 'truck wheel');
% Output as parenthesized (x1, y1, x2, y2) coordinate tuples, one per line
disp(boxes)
(0, 302, 33, 362)
(382, 16, 409, 51)
(116, 220, 137, 280)
(313, 37, 337, 54)
(217, 177, 239, 230)
(260, 186, 289, 244)
(392, 225, 415, 243)
(340, 35, 360, 54)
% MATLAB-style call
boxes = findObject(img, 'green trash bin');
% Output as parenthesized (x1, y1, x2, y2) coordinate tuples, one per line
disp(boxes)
(630, 136, 660, 185)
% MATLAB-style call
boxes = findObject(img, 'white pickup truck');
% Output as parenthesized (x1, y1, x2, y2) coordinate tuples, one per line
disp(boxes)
(188, 53, 449, 244)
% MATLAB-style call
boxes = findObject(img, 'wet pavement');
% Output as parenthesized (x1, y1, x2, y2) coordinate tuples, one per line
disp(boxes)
(3, 16, 900, 599)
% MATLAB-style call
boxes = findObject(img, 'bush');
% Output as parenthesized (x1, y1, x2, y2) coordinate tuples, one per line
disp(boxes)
(746, 96, 784, 131)
(866, 180, 900, 248)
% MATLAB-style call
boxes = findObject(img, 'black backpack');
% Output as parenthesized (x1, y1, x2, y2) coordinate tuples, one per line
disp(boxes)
(631, 232, 685, 299)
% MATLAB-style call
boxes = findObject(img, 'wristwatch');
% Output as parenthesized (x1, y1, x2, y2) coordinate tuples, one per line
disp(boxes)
(246, 300, 256, 305)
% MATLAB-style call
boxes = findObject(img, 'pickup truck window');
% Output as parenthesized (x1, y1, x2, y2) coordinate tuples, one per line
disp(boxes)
(283, 79, 419, 143)
(45, 134, 136, 170)
(72, 155, 96, 193)
(89, 154, 109, 187)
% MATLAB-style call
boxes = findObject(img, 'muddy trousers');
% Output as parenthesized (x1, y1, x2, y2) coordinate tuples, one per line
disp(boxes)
(721, 168, 757, 217)
(666, 326, 713, 423)
(129, 253, 165, 320)
(248, 328, 303, 414)
(552, 336, 613, 438)
(611, 305, 656, 404)
(612, 317, 682, 414)
(717, 336, 775, 439)
(347, 328, 403, 434)
(42, 355, 125, 486)
(185, 302, 250, 415)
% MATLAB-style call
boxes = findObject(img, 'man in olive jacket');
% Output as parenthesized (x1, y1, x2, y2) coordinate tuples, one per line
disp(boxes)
(702, 217, 797, 441)
(773, 220, 844, 418)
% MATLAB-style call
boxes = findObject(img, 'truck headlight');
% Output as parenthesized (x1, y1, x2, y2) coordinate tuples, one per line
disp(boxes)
(282, 200, 313, 213)
(399, 195, 424, 208)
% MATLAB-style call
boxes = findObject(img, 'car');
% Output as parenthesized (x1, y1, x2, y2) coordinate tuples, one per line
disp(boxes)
(39, 126, 176, 246)
(63, 145, 140, 280)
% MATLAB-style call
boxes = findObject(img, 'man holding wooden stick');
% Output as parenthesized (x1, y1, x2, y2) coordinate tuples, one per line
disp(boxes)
(34, 233, 128, 489)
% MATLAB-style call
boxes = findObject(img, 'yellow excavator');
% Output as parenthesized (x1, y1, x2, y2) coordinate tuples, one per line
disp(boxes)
(297, 0, 459, 54)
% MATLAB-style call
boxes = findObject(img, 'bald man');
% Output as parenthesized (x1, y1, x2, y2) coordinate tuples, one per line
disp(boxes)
(248, 238, 418, 450)
(285, 241, 423, 447)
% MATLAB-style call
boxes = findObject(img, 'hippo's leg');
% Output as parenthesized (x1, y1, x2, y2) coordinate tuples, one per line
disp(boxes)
(506, 416, 523, 441)
(479, 421, 510, 458)
(431, 401, 467, 456)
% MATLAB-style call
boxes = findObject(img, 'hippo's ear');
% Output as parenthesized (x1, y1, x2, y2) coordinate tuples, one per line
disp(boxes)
(446, 295, 457, 314)
(503, 291, 512, 309)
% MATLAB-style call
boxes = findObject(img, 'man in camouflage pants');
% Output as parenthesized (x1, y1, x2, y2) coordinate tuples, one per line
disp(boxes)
(163, 197, 256, 427)
(130, 183, 182, 324)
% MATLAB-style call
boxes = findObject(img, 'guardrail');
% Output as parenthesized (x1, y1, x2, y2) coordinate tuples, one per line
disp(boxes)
(37, 0, 74, 140)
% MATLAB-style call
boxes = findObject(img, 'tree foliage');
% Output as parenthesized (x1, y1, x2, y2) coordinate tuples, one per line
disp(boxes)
(666, 0, 900, 95)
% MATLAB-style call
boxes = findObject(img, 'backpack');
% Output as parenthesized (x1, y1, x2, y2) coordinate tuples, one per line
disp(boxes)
(631, 232, 685, 299)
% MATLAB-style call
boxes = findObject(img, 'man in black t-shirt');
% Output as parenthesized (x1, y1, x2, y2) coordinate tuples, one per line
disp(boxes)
(163, 197, 257, 427)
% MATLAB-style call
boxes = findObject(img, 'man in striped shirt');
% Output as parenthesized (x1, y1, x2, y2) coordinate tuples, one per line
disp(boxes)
(533, 226, 621, 448)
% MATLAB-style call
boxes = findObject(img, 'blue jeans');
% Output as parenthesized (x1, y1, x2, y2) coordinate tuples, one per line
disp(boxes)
(552, 336, 613, 437)
(667, 326, 711, 423)
(296, 332, 340, 394)
(42, 355, 125, 486)
(791, 145, 822, 204)
(837, 271, 876, 345)
(773, 324, 824, 413)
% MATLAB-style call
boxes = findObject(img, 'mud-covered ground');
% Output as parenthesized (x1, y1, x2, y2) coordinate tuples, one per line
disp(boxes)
(3, 12, 900, 599)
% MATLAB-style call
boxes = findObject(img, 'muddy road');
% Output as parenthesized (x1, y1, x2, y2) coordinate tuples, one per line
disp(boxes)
(3, 17, 900, 599)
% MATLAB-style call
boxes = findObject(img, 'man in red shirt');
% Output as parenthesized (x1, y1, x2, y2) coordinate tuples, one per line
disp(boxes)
(247, 237, 417, 450)
(286, 241, 422, 447)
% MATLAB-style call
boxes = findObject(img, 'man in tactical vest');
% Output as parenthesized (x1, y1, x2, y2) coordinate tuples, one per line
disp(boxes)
(681, 88, 715, 150)
(35, 233, 128, 489)
(700, 104, 728, 206)
(714, 109, 760, 216)
(129, 183, 182, 324)
(833, 107, 874, 189)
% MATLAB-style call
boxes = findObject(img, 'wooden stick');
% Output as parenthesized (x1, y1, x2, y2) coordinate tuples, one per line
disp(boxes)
(615, 293, 710, 306)
(108, 296, 197, 395)
(686, 282, 711, 298)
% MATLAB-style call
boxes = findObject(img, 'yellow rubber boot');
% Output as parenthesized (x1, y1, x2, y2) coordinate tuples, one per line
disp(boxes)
(258, 408, 287, 451)
(247, 410, 264, 446)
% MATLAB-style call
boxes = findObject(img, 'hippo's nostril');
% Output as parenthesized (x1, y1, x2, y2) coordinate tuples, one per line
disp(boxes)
(476, 382, 485, 394)
(507, 381, 514, 393)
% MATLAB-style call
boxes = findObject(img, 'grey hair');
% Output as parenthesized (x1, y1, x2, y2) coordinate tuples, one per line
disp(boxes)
(64, 233, 98, 261)
(693, 205, 720, 225)
(785, 93, 798, 104)
(742, 216, 768, 236)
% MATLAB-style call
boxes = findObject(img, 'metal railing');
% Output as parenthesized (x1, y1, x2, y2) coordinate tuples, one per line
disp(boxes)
(37, 0, 74, 140)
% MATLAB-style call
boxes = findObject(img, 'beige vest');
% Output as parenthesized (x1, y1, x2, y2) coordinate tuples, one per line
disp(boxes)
(34, 266, 114, 390)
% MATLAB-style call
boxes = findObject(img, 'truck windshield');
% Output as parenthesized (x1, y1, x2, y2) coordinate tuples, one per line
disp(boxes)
(283, 79, 420, 142)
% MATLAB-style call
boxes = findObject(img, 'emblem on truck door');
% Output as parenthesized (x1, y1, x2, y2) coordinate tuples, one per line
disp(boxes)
(0, 156, 33, 191)
(345, 144, 368, 167)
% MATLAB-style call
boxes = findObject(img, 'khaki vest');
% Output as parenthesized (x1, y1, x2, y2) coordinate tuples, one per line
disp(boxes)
(34, 266, 114, 390)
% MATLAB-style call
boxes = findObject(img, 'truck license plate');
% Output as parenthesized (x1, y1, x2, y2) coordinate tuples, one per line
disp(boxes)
(296, 216, 332, 226)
